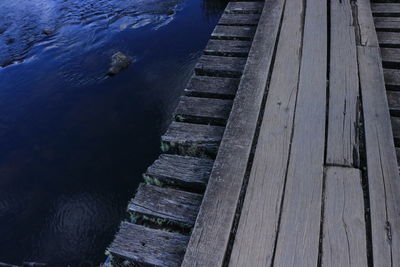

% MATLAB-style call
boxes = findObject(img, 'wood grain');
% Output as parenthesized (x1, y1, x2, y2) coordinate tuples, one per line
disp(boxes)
(204, 39, 252, 57)
(195, 55, 247, 78)
(184, 75, 239, 99)
(356, 0, 379, 47)
(128, 183, 202, 226)
(218, 13, 261, 26)
(145, 154, 213, 192)
(224, 2, 264, 14)
(326, 0, 359, 167)
(273, 0, 327, 264)
(211, 25, 256, 41)
(108, 222, 189, 267)
(182, 0, 285, 265)
(175, 96, 233, 126)
(321, 167, 368, 267)
(229, 0, 304, 264)
(357, 46, 400, 267)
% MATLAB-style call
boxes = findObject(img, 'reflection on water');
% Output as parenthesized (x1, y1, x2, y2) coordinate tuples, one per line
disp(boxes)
(0, 0, 227, 265)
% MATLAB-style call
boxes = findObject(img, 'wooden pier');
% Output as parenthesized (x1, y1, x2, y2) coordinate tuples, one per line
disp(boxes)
(107, 0, 400, 266)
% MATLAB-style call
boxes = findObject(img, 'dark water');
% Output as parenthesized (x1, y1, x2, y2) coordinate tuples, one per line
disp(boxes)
(0, 0, 226, 265)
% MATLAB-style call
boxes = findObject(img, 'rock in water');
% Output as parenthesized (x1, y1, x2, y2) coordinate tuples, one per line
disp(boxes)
(108, 52, 131, 76)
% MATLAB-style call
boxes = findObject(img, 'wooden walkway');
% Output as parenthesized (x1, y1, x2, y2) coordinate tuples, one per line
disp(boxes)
(107, 0, 400, 266)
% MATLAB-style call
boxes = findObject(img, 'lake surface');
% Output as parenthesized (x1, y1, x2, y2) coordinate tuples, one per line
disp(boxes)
(0, 0, 226, 265)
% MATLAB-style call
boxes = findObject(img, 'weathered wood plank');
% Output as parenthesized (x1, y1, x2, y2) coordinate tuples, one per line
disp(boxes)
(384, 68, 400, 90)
(381, 47, 400, 68)
(273, 0, 327, 264)
(128, 183, 202, 226)
(321, 167, 368, 267)
(377, 31, 400, 47)
(387, 91, 400, 116)
(184, 75, 239, 99)
(357, 46, 400, 267)
(218, 13, 260, 26)
(326, 0, 359, 167)
(175, 96, 233, 126)
(182, 0, 285, 265)
(391, 116, 400, 146)
(161, 121, 224, 158)
(194, 55, 247, 78)
(108, 222, 189, 267)
(229, 0, 304, 264)
(224, 2, 264, 14)
(204, 39, 252, 57)
(374, 17, 400, 31)
(371, 3, 400, 16)
(356, 0, 379, 47)
(211, 25, 256, 41)
(145, 154, 213, 192)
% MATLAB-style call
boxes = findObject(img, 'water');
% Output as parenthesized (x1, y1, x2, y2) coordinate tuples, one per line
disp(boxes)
(0, 0, 227, 265)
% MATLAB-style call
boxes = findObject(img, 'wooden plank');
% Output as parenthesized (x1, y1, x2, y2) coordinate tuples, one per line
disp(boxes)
(175, 96, 233, 126)
(182, 0, 285, 265)
(387, 91, 400, 116)
(357, 46, 400, 267)
(194, 55, 247, 78)
(218, 13, 261, 26)
(161, 121, 224, 158)
(273, 0, 327, 264)
(184, 75, 239, 99)
(204, 39, 252, 57)
(391, 116, 400, 146)
(145, 154, 213, 192)
(371, 3, 400, 16)
(321, 167, 368, 267)
(384, 68, 400, 90)
(374, 17, 400, 31)
(381, 48, 400, 68)
(224, 2, 264, 14)
(377, 31, 400, 47)
(128, 183, 202, 226)
(229, 0, 304, 264)
(108, 222, 189, 267)
(356, 0, 379, 47)
(211, 25, 256, 41)
(326, 0, 359, 167)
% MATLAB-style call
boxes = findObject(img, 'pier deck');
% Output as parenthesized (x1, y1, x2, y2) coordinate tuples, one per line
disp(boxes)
(107, 0, 400, 266)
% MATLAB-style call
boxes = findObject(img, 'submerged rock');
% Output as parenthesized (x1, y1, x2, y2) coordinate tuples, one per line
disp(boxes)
(42, 29, 53, 35)
(108, 51, 131, 76)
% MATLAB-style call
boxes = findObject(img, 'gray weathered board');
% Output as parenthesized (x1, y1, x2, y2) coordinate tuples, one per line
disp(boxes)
(377, 32, 400, 47)
(175, 96, 233, 126)
(161, 121, 224, 158)
(128, 183, 202, 226)
(326, 0, 359, 167)
(358, 46, 400, 267)
(229, 0, 304, 264)
(184, 76, 239, 99)
(204, 39, 252, 57)
(218, 13, 261, 26)
(224, 1, 264, 14)
(273, 0, 327, 264)
(371, 3, 400, 16)
(145, 154, 213, 192)
(384, 68, 400, 90)
(195, 55, 247, 78)
(211, 25, 256, 41)
(182, 0, 286, 265)
(321, 167, 368, 267)
(108, 222, 189, 267)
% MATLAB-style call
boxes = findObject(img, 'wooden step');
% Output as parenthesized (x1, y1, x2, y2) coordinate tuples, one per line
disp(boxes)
(391, 116, 400, 146)
(374, 17, 400, 31)
(381, 47, 400, 68)
(128, 183, 202, 227)
(218, 13, 261, 26)
(108, 222, 189, 267)
(144, 154, 213, 192)
(195, 55, 247, 78)
(377, 31, 400, 47)
(224, 2, 264, 14)
(387, 90, 400, 116)
(211, 25, 257, 41)
(161, 121, 224, 158)
(204, 39, 252, 57)
(384, 68, 400, 90)
(371, 3, 400, 16)
(184, 75, 239, 99)
(175, 96, 233, 126)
